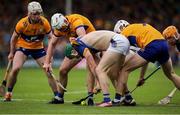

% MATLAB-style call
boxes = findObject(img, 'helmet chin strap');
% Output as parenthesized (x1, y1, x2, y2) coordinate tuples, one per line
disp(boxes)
(173, 35, 178, 40)
(28, 17, 41, 24)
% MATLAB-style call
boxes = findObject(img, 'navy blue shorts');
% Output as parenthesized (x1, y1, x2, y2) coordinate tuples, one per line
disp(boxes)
(138, 40, 169, 64)
(16, 47, 46, 59)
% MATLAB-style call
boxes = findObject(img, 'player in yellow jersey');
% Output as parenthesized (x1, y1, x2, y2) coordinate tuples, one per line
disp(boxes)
(137, 25, 180, 105)
(43, 13, 98, 105)
(4, 1, 62, 104)
(112, 20, 180, 105)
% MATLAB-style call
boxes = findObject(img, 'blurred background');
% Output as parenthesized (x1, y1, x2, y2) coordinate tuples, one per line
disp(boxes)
(0, 0, 179, 67)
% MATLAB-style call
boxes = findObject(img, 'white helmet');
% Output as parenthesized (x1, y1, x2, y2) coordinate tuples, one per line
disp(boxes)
(28, 1, 43, 14)
(51, 13, 69, 30)
(114, 20, 129, 33)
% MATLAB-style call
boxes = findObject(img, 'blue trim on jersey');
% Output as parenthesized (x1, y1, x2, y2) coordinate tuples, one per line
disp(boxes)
(73, 38, 99, 57)
(75, 25, 89, 31)
(128, 36, 137, 46)
(16, 47, 46, 59)
(21, 33, 44, 42)
(138, 40, 169, 64)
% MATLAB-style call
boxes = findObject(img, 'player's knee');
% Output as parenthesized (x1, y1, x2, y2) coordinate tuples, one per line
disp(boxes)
(95, 66, 101, 74)
(95, 66, 106, 76)
(59, 69, 68, 77)
(122, 66, 132, 73)
(12, 67, 21, 74)
(164, 71, 175, 80)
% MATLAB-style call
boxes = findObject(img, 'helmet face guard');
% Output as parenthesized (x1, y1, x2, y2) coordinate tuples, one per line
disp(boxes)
(51, 13, 69, 31)
(114, 20, 129, 33)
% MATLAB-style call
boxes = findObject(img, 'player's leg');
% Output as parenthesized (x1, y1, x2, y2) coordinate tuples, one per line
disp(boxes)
(121, 51, 137, 105)
(36, 56, 58, 92)
(35, 55, 63, 103)
(92, 54, 101, 93)
(110, 51, 136, 91)
(5, 51, 27, 101)
(122, 84, 136, 106)
(115, 53, 148, 103)
(118, 53, 148, 87)
(86, 62, 95, 93)
(86, 54, 101, 106)
(96, 34, 130, 107)
(86, 64, 95, 106)
(115, 40, 164, 104)
(161, 58, 180, 89)
(96, 51, 125, 107)
(114, 75, 136, 106)
(156, 40, 180, 89)
(59, 57, 81, 96)
(32, 48, 62, 104)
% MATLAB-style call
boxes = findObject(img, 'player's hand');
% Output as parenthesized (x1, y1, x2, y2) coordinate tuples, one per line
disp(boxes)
(137, 78, 145, 86)
(43, 63, 52, 72)
(8, 52, 14, 60)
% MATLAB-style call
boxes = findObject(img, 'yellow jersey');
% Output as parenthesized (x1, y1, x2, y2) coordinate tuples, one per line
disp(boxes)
(53, 14, 95, 38)
(121, 23, 164, 48)
(15, 16, 51, 49)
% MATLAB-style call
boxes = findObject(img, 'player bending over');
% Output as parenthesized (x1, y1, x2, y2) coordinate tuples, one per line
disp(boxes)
(65, 30, 130, 107)
(43, 13, 100, 105)
(112, 20, 180, 105)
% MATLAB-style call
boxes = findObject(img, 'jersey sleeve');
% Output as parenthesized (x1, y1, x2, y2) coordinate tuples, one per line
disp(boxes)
(43, 18, 51, 34)
(121, 28, 130, 38)
(73, 19, 84, 30)
(121, 27, 137, 46)
(15, 19, 24, 34)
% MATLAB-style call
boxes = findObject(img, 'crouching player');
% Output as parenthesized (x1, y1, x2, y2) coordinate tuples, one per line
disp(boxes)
(65, 30, 130, 107)
(113, 20, 139, 106)
(113, 20, 180, 105)
(157, 25, 180, 104)
(4, 1, 61, 104)
(43, 13, 100, 105)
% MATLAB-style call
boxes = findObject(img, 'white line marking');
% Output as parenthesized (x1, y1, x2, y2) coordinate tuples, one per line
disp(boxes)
(0, 98, 75, 103)
(0, 90, 88, 102)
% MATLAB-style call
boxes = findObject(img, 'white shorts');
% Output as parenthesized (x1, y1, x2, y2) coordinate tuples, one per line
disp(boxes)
(107, 34, 130, 55)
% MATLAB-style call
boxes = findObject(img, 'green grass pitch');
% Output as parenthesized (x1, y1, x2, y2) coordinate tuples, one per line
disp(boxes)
(0, 66, 180, 114)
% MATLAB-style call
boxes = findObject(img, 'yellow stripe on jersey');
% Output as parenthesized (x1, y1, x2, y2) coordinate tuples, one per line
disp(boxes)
(121, 23, 164, 48)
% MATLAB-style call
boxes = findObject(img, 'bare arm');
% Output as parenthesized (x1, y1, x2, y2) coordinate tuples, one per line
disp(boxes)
(137, 63, 149, 86)
(140, 63, 148, 79)
(8, 31, 19, 60)
(76, 27, 86, 37)
(83, 48, 97, 77)
(47, 31, 53, 44)
(43, 34, 59, 71)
